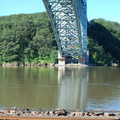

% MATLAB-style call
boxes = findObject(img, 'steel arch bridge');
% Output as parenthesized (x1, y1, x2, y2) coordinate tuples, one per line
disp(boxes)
(42, 0, 88, 64)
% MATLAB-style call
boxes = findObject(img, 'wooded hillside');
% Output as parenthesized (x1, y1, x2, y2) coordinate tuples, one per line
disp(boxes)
(0, 12, 120, 65)
(88, 19, 120, 65)
(0, 12, 57, 64)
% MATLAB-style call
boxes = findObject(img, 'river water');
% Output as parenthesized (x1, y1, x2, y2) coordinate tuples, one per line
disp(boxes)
(0, 66, 120, 111)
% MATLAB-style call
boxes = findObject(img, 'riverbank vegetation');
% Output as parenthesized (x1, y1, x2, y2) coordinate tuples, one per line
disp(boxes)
(0, 12, 120, 65)
(0, 12, 57, 64)
(88, 19, 120, 65)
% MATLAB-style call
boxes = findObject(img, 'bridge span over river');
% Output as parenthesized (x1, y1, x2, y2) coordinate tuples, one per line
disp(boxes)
(42, 0, 88, 65)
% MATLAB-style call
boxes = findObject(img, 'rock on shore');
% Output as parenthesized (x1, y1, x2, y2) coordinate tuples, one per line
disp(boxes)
(0, 108, 120, 119)
(1, 63, 55, 67)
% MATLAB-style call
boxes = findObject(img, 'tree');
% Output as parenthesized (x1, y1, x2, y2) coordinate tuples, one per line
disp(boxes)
(88, 19, 120, 65)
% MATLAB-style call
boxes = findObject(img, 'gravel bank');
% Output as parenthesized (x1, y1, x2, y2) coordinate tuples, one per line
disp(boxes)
(0, 108, 120, 119)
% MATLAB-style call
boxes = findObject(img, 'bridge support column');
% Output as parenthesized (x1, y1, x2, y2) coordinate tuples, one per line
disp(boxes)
(78, 57, 85, 64)
(78, 51, 89, 64)
(85, 51, 89, 64)
(58, 51, 65, 66)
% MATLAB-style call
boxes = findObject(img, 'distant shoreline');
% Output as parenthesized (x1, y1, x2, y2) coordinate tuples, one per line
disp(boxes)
(0, 63, 55, 67)
(0, 63, 119, 67)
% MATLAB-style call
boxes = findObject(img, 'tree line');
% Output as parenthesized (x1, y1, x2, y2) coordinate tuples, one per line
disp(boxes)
(0, 12, 57, 64)
(0, 12, 120, 65)
(88, 19, 120, 65)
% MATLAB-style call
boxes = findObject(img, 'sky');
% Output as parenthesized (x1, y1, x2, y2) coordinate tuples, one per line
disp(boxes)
(0, 0, 120, 23)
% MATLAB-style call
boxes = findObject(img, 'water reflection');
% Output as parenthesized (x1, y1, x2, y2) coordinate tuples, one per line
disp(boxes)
(0, 66, 120, 111)
(88, 66, 120, 111)
(0, 67, 58, 109)
(57, 66, 89, 110)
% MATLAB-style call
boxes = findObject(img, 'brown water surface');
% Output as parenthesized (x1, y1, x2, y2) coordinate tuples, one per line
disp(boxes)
(0, 66, 120, 111)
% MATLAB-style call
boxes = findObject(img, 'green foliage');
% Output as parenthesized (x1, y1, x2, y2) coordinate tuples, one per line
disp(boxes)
(50, 50, 58, 63)
(0, 13, 120, 65)
(88, 19, 120, 65)
(0, 12, 57, 63)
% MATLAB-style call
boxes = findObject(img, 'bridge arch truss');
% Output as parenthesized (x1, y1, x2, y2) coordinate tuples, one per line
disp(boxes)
(42, 0, 87, 61)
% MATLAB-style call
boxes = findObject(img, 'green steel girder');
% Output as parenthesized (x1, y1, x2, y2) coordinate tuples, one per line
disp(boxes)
(42, 0, 87, 57)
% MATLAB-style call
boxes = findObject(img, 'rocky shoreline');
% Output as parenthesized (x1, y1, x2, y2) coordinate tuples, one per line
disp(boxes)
(0, 63, 55, 67)
(0, 108, 120, 119)
(0, 63, 120, 67)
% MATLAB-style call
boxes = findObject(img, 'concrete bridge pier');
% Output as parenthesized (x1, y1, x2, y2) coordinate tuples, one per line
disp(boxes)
(78, 51, 89, 64)
(58, 51, 89, 65)
(58, 51, 65, 66)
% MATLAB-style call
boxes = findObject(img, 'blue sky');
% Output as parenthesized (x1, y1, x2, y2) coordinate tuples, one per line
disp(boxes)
(0, 0, 120, 23)
(87, 0, 120, 23)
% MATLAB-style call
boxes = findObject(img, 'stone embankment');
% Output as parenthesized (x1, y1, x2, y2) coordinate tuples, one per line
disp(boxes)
(0, 63, 120, 67)
(0, 108, 120, 119)
(0, 63, 55, 67)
